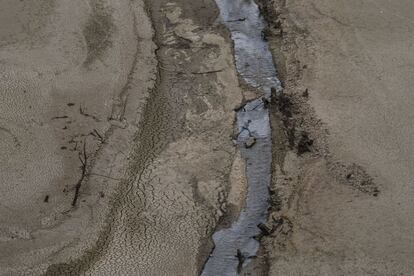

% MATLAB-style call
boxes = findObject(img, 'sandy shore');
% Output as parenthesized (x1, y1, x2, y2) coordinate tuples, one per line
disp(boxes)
(258, 0, 414, 275)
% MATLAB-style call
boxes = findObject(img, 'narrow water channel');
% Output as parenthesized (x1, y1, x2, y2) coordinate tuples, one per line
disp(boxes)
(201, 0, 282, 275)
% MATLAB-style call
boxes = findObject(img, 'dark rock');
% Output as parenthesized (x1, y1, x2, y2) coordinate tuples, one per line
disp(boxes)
(244, 137, 256, 148)
(233, 102, 246, 112)
(262, 97, 270, 108)
(257, 223, 272, 235)
(297, 132, 313, 155)
(236, 249, 245, 274)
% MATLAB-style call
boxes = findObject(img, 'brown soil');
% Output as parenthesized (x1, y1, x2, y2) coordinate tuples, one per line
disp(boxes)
(257, 0, 414, 275)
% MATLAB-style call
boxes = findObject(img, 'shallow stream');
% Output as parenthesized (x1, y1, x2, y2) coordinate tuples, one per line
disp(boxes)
(201, 0, 282, 275)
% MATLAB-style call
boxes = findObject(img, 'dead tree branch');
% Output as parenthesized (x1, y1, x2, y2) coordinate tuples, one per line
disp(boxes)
(72, 140, 88, 207)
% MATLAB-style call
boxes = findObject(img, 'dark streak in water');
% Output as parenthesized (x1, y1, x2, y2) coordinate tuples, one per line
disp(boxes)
(202, 0, 281, 275)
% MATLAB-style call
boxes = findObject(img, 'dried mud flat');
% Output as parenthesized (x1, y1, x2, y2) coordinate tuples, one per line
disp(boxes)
(255, 0, 414, 275)
(1, 0, 243, 274)
(2, 0, 414, 275)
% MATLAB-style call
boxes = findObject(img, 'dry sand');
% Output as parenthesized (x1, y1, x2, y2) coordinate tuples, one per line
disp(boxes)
(258, 0, 414, 275)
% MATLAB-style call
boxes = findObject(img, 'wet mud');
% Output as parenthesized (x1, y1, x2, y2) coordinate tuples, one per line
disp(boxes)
(1, 0, 280, 274)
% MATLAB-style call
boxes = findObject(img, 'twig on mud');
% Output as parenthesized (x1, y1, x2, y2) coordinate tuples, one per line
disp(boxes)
(191, 69, 224, 75)
(91, 129, 105, 143)
(71, 140, 88, 207)
(51, 115, 69, 120)
(79, 105, 101, 122)
(226, 18, 246, 22)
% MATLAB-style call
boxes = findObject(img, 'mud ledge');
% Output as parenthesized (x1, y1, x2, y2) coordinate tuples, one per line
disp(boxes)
(43, 1, 159, 274)
(253, 0, 380, 269)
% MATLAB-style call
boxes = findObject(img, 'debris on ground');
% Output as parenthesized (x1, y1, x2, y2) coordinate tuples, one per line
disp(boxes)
(262, 97, 270, 108)
(297, 131, 313, 154)
(244, 136, 256, 148)
(236, 249, 245, 273)
(257, 223, 272, 236)
(275, 91, 293, 118)
(233, 102, 247, 112)
(330, 162, 380, 196)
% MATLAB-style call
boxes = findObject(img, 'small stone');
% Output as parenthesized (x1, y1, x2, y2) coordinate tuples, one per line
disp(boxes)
(244, 137, 256, 148)
(302, 88, 309, 98)
(262, 97, 270, 108)
(297, 132, 313, 155)
(233, 102, 246, 112)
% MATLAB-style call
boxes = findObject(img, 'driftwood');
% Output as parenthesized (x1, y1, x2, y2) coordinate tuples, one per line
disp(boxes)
(51, 115, 68, 120)
(297, 132, 313, 155)
(91, 129, 104, 143)
(257, 223, 272, 236)
(226, 17, 246, 22)
(71, 141, 88, 207)
(236, 249, 245, 273)
(191, 69, 223, 75)
(244, 136, 256, 148)
(79, 105, 100, 122)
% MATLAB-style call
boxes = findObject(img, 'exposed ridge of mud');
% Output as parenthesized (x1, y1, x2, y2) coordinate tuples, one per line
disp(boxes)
(253, 0, 381, 274)
(256, 0, 379, 197)
(42, 1, 159, 274)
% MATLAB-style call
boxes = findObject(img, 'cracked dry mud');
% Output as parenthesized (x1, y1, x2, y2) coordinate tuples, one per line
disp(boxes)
(1, 0, 243, 274)
(2, 0, 414, 275)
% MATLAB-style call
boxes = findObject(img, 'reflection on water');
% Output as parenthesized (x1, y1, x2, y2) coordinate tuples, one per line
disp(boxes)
(201, 0, 281, 275)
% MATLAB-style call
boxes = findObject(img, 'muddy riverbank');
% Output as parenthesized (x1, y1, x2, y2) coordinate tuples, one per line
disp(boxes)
(1, 0, 244, 274)
(256, 0, 414, 275)
(3, 0, 414, 275)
